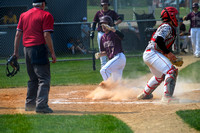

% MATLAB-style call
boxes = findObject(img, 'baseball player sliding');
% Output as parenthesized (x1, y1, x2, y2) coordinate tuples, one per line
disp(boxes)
(137, 7, 183, 103)
(95, 15, 126, 87)
(90, 0, 122, 68)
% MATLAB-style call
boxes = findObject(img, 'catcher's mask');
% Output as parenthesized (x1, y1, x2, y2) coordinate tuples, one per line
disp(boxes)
(160, 7, 178, 27)
(100, 15, 113, 26)
(6, 55, 20, 77)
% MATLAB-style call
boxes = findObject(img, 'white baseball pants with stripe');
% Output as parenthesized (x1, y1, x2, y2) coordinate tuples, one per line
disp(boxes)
(190, 28, 200, 57)
(97, 31, 107, 68)
(100, 53, 126, 81)
(143, 49, 177, 96)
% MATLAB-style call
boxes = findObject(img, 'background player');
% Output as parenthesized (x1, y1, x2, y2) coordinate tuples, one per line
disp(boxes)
(183, 3, 200, 58)
(95, 15, 126, 86)
(137, 7, 180, 103)
(90, 0, 122, 68)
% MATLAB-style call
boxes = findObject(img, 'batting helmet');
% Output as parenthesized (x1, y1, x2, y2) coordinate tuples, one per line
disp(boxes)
(101, 0, 110, 6)
(161, 7, 178, 27)
(6, 55, 20, 77)
(192, 3, 199, 9)
(99, 15, 113, 26)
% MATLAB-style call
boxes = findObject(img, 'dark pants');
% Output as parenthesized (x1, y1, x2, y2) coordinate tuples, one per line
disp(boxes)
(24, 45, 50, 109)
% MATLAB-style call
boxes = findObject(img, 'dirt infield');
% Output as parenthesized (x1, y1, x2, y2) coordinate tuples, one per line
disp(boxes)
(0, 55, 200, 133)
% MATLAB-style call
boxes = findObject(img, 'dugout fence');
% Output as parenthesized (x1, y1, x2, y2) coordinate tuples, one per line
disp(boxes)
(0, 0, 194, 62)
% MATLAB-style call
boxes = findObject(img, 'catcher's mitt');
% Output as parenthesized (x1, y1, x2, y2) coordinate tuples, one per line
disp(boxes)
(6, 55, 20, 77)
(101, 24, 115, 31)
(171, 57, 183, 67)
(95, 52, 100, 59)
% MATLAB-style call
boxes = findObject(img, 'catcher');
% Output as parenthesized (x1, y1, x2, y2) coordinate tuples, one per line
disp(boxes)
(137, 7, 183, 103)
(95, 15, 126, 87)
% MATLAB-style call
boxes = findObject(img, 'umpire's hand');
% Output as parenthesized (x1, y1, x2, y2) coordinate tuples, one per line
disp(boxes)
(90, 31, 94, 39)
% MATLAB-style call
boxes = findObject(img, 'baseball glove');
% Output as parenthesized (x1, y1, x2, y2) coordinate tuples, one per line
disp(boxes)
(101, 24, 115, 31)
(171, 57, 183, 67)
(6, 55, 20, 77)
(95, 52, 100, 59)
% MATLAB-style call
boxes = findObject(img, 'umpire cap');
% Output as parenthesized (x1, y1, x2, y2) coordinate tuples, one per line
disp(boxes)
(33, 0, 46, 3)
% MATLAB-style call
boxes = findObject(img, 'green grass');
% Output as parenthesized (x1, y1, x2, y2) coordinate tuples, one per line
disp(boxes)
(0, 114, 133, 133)
(0, 56, 149, 88)
(176, 110, 200, 131)
(178, 60, 200, 83)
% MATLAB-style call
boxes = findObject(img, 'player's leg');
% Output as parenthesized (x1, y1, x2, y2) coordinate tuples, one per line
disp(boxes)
(137, 67, 165, 100)
(195, 29, 200, 57)
(100, 53, 126, 81)
(97, 31, 107, 68)
(24, 47, 38, 111)
(137, 49, 172, 100)
(190, 28, 197, 56)
(110, 53, 126, 81)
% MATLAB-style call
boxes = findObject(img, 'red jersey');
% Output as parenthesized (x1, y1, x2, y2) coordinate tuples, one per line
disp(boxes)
(17, 7, 54, 47)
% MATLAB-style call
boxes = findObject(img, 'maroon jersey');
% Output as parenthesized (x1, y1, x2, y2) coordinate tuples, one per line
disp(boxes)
(93, 9, 120, 32)
(100, 31, 123, 59)
(185, 11, 200, 28)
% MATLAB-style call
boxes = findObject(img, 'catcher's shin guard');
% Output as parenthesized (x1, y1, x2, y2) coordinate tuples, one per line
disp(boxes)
(144, 75, 165, 94)
(138, 75, 165, 100)
(164, 66, 178, 97)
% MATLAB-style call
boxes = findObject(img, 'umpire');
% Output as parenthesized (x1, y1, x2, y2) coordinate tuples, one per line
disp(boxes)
(13, 0, 56, 113)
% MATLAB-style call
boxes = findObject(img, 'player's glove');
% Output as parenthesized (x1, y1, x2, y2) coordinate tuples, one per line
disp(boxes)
(95, 52, 100, 59)
(90, 31, 94, 39)
(101, 24, 115, 31)
(171, 57, 184, 67)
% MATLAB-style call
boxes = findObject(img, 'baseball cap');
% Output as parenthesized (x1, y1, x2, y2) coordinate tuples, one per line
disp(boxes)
(83, 17, 87, 21)
(33, 0, 47, 3)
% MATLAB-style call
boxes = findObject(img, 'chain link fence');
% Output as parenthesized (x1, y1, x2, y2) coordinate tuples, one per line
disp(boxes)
(0, 0, 196, 61)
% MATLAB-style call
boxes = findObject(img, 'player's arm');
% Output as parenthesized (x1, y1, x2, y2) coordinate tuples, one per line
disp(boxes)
(90, 22, 96, 39)
(114, 19, 122, 26)
(155, 36, 176, 61)
(114, 30, 124, 40)
(44, 32, 56, 63)
(13, 30, 22, 59)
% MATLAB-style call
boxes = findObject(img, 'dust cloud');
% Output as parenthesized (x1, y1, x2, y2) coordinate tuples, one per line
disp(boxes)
(86, 79, 143, 101)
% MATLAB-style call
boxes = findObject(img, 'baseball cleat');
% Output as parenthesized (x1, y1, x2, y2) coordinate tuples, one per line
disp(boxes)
(161, 96, 179, 104)
(137, 92, 153, 100)
(99, 81, 107, 88)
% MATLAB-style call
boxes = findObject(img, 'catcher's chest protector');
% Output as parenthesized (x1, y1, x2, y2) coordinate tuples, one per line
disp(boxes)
(151, 23, 176, 52)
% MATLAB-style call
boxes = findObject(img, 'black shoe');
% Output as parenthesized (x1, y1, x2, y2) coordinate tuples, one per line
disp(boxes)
(144, 93, 153, 99)
(25, 105, 36, 111)
(181, 49, 187, 54)
(36, 107, 53, 113)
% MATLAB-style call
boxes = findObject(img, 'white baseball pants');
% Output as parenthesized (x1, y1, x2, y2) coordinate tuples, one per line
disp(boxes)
(190, 28, 200, 57)
(143, 49, 177, 96)
(100, 53, 126, 81)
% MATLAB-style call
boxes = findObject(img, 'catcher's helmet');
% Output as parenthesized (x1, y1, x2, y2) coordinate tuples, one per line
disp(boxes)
(192, 3, 199, 9)
(99, 15, 113, 26)
(6, 55, 20, 77)
(161, 7, 178, 27)
(101, 0, 110, 6)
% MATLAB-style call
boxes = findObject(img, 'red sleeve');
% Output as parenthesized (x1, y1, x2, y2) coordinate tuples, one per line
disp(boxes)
(43, 12, 54, 32)
(17, 14, 23, 31)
